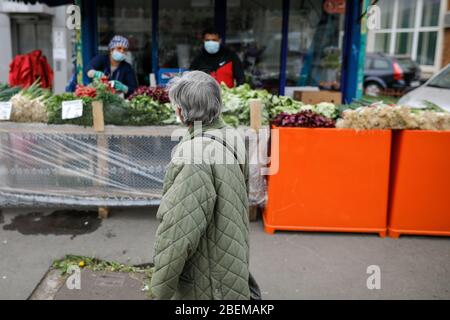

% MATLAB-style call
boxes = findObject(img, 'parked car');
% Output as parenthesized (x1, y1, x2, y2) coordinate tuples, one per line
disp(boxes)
(364, 52, 421, 96)
(398, 64, 450, 112)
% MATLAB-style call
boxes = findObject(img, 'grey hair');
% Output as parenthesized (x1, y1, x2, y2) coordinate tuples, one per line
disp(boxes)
(167, 71, 222, 125)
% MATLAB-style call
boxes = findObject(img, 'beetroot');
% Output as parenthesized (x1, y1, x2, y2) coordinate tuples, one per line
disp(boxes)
(271, 110, 336, 128)
(127, 86, 169, 104)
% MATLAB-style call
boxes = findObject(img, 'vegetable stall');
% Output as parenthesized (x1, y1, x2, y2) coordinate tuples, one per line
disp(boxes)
(1, 82, 449, 235)
(0, 81, 301, 219)
(264, 101, 450, 238)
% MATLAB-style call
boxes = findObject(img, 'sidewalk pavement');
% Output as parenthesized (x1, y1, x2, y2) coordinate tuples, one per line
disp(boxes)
(0, 207, 449, 299)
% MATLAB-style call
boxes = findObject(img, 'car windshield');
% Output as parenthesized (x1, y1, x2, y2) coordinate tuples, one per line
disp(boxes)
(427, 66, 450, 89)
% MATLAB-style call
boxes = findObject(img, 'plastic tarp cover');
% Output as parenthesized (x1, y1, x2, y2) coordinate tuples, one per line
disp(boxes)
(0, 123, 267, 207)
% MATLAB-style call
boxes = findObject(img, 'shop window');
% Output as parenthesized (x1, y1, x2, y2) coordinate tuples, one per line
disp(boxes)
(97, 0, 152, 85)
(378, 0, 394, 29)
(158, 0, 215, 69)
(369, 0, 441, 69)
(285, 0, 345, 91)
(417, 31, 438, 66)
(226, 0, 282, 93)
(395, 32, 413, 56)
(397, 0, 416, 29)
(374, 33, 390, 53)
(421, 0, 440, 27)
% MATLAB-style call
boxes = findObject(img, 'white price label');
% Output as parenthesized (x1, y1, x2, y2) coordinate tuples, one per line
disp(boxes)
(62, 100, 83, 119)
(0, 102, 12, 120)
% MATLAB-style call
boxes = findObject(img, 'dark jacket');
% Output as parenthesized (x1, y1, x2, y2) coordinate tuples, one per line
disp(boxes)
(190, 46, 245, 86)
(86, 55, 138, 95)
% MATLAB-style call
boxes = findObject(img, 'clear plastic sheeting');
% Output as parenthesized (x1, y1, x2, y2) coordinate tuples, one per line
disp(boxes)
(0, 123, 267, 207)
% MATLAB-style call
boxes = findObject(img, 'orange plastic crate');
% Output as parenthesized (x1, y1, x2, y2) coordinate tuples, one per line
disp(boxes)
(388, 130, 450, 238)
(263, 127, 391, 237)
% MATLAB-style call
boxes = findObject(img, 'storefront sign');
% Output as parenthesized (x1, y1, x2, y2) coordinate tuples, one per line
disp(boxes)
(0, 102, 12, 121)
(323, 0, 345, 14)
(62, 100, 83, 120)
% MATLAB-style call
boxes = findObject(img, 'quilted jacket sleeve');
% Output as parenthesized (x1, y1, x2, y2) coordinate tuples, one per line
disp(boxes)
(150, 163, 216, 299)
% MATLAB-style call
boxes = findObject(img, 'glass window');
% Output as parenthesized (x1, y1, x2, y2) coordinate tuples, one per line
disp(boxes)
(397, 0, 416, 29)
(395, 32, 413, 56)
(159, 0, 215, 69)
(97, 0, 152, 85)
(373, 58, 390, 70)
(417, 31, 437, 66)
(285, 0, 345, 91)
(227, 0, 282, 93)
(379, 0, 394, 29)
(422, 0, 440, 27)
(374, 33, 391, 53)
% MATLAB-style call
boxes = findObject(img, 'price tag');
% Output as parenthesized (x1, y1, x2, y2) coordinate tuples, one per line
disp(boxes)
(62, 100, 83, 119)
(0, 102, 12, 120)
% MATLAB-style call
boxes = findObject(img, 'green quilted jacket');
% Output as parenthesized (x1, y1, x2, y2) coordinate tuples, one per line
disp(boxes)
(150, 117, 251, 300)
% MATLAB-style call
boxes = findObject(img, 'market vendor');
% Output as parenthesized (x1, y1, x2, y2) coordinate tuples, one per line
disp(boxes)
(190, 28, 245, 88)
(86, 35, 138, 96)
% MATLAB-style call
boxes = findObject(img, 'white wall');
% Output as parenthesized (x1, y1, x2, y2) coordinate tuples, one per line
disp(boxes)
(0, 0, 73, 91)
(52, 5, 73, 93)
(0, 12, 12, 83)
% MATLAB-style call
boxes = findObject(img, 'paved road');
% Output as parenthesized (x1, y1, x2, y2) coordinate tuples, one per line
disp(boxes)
(0, 207, 449, 299)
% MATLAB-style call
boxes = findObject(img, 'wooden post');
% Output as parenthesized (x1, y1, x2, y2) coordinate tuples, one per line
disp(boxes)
(249, 99, 262, 131)
(248, 99, 263, 222)
(98, 207, 109, 219)
(92, 100, 104, 133)
(92, 100, 108, 218)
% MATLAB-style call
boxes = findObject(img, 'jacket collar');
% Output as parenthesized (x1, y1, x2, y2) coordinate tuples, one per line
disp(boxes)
(181, 116, 226, 143)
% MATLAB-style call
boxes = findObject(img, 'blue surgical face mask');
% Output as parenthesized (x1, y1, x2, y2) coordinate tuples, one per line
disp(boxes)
(112, 50, 126, 62)
(204, 40, 220, 54)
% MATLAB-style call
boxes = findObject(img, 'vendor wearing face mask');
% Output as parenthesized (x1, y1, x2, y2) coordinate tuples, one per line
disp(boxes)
(190, 28, 245, 88)
(86, 35, 138, 96)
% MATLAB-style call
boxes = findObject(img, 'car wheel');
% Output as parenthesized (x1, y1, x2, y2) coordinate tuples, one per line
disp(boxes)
(364, 82, 382, 97)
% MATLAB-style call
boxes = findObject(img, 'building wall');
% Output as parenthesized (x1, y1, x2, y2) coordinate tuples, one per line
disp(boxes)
(0, 12, 12, 83)
(442, 0, 450, 67)
(366, 0, 446, 79)
(0, 0, 73, 92)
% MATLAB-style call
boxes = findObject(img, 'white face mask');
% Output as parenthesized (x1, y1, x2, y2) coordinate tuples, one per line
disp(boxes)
(112, 49, 126, 62)
(204, 40, 220, 54)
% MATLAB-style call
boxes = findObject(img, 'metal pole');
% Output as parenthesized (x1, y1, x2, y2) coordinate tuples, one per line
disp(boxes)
(152, 0, 159, 80)
(279, 0, 290, 95)
(341, 0, 363, 104)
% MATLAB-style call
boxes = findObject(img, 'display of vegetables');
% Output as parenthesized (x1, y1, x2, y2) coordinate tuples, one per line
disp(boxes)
(0, 83, 21, 102)
(75, 85, 97, 98)
(128, 95, 176, 126)
(9, 81, 51, 123)
(299, 102, 339, 119)
(336, 103, 450, 130)
(2, 77, 449, 131)
(221, 83, 303, 126)
(127, 86, 170, 104)
(271, 110, 336, 128)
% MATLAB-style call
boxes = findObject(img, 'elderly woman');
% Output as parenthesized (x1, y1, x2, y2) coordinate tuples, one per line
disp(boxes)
(150, 71, 251, 300)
